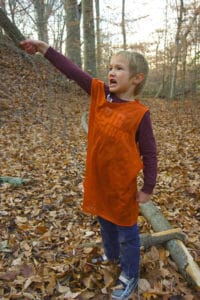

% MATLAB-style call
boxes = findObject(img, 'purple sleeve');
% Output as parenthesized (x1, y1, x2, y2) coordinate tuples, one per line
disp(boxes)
(44, 47, 92, 94)
(137, 111, 157, 194)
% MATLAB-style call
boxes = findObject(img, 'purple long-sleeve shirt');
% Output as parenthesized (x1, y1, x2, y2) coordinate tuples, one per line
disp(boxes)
(44, 47, 157, 194)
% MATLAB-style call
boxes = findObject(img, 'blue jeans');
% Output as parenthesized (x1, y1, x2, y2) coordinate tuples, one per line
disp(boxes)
(98, 216, 140, 278)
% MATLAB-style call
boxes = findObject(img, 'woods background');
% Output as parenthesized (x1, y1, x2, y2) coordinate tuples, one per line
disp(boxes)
(0, 0, 200, 100)
(0, 1, 200, 299)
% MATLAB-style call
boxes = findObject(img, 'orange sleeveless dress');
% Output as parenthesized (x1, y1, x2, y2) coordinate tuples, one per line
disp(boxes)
(83, 79, 148, 226)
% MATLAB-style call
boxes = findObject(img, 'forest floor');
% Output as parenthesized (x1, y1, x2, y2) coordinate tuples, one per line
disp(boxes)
(0, 42, 200, 300)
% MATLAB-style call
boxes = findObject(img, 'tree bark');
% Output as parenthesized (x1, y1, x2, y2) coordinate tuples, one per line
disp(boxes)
(121, 0, 127, 50)
(181, 6, 200, 99)
(95, 0, 101, 76)
(169, 0, 184, 100)
(82, 0, 96, 76)
(65, 0, 82, 67)
(0, 7, 25, 45)
(32, 0, 49, 42)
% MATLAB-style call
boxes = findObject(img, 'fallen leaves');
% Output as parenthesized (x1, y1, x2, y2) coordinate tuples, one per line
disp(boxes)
(0, 43, 200, 299)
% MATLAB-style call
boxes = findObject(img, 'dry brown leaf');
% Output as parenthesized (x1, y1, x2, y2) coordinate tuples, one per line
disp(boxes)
(139, 278, 151, 292)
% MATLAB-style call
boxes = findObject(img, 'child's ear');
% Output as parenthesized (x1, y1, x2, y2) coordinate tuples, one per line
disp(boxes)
(132, 73, 144, 84)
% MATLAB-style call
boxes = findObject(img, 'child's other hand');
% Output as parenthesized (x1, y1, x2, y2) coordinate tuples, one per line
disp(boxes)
(136, 191, 150, 203)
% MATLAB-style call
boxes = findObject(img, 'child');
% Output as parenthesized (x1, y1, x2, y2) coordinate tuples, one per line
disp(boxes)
(21, 40, 157, 300)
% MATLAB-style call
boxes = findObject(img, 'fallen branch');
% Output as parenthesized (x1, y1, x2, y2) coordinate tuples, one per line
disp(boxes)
(79, 228, 186, 250)
(0, 176, 30, 186)
(140, 201, 200, 289)
(140, 228, 186, 249)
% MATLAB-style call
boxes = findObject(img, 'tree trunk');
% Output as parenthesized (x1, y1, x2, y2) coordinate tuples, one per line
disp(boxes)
(169, 0, 184, 100)
(95, 0, 101, 76)
(191, 25, 198, 97)
(82, 0, 96, 76)
(0, 0, 6, 11)
(181, 6, 200, 99)
(0, 7, 25, 45)
(33, 0, 50, 42)
(161, 0, 168, 99)
(121, 0, 127, 50)
(140, 201, 200, 289)
(155, 82, 164, 98)
(65, 0, 82, 67)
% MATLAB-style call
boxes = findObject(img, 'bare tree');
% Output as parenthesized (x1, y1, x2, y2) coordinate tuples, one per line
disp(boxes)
(7, 0, 18, 24)
(169, 0, 184, 100)
(82, 0, 96, 76)
(32, 0, 56, 42)
(191, 11, 200, 97)
(181, 5, 200, 98)
(65, 0, 81, 67)
(51, 7, 65, 52)
(121, 0, 127, 50)
(95, 0, 102, 76)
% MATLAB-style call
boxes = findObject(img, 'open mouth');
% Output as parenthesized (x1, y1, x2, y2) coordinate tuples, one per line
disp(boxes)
(109, 79, 117, 86)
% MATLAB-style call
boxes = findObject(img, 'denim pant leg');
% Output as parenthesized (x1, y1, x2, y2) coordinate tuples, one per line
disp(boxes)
(98, 217, 120, 261)
(118, 223, 140, 278)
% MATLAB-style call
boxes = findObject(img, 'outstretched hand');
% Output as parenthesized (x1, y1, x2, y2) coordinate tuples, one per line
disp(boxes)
(136, 191, 151, 204)
(20, 39, 49, 55)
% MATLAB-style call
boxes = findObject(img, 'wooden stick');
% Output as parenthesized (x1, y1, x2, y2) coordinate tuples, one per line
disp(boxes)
(79, 228, 186, 250)
(140, 201, 200, 289)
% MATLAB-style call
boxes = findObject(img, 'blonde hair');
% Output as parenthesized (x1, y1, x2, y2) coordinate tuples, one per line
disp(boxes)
(116, 51, 149, 96)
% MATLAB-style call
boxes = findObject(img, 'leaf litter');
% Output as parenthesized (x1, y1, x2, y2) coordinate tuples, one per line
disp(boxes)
(0, 43, 199, 299)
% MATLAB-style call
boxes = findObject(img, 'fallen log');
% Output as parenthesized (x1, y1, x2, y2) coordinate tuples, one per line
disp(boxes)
(140, 228, 186, 249)
(80, 228, 186, 250)
(140, 201, 200, 289)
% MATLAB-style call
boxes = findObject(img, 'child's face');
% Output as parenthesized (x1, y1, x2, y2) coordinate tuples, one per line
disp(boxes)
(108, 54, 136, 100)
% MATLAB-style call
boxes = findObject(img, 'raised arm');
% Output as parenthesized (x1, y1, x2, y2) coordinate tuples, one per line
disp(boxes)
(20, 39, 93, 94)
(45, 47, 92, 94)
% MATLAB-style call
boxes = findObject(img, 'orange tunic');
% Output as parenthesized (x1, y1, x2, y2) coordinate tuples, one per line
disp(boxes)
(83, 79, 149, 226)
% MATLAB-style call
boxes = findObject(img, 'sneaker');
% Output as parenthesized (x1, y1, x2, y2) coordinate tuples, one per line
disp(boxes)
(111, 272, 138, 300)
(91, 254, 108, 264)
(92, 254, 120, 265)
